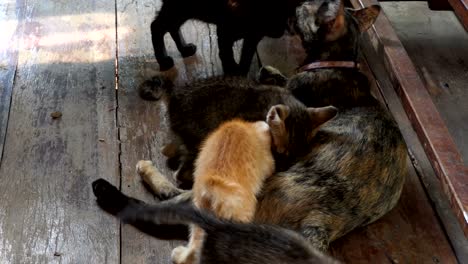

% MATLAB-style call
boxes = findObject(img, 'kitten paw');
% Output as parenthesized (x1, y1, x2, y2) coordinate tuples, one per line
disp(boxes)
(158, 56, 175, 71)
(180, 44, 197, 58)
(136, 160, 154, 175)
(171, 246, 196, 264)
(138, 79, 162, 101)
(136, 160, 184, 200)
(257, 66, 288, 86)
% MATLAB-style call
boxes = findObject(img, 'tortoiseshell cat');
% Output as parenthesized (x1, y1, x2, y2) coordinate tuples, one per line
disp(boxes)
(150, 0, 323, 74)
(93, 2, 407, 253)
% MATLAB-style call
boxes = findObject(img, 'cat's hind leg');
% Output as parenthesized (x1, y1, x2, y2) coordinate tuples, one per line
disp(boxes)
(151, 6, 179, 71)
(217, 26, 240, 75)
(238, 35, 262, 75)
(299, 224, 331, 252)
(170, 28, 197, 58)
(161, 136, 187, 171)
(171, 224, 204, 264)
(136, 160, 185, 200)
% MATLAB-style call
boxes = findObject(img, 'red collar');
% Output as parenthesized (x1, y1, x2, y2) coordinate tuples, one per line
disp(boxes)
(297, 61, 360, 73)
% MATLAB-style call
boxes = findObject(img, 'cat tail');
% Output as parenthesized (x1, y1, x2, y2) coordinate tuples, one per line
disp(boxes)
(137, 74, 173, 101)
(119, 202, 221, 232)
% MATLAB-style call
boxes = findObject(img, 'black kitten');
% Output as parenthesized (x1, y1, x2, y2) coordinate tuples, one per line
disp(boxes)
(150, 0, 320, 74)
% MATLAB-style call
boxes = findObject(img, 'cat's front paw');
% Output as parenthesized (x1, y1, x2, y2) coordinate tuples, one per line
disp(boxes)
(138, 80, 162, 101)
(158, 56, 175, 71)
(171, 246, 196, 264)
(136, 160, 184, 200)
(136, 160, 154, 175)
(180, 43, 197, 58)
(257, 66, 287, 86)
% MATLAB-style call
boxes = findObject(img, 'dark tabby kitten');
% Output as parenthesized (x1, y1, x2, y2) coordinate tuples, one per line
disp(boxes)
(139, 76, 337, 187)
(93, 3, 407, 252)
(150, 0, 341, 74)
(92, 179, 339, 264)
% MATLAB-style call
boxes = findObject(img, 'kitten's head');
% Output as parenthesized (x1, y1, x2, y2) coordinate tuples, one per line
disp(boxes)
(267, 104, 337, 162)
(291, 1, 380, 62)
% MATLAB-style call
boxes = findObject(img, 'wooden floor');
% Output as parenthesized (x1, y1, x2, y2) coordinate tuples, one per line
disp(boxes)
(0, 0, 465, 263)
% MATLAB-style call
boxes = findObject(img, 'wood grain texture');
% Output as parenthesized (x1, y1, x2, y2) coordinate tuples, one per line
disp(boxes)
(330, 160, 457, 263)
(0, 0, 120, 263)
(360, 37, 468, 262)
(116, 1, 183, 262)
(116, 0, 259, 262)
(257, 24, 458, 264)
(0, 1, 19, 163)
(447, 0, 468, 30)
(329, 59, 458, 264)
(382, 1, 468, 169)
(351, 0, 468, 237)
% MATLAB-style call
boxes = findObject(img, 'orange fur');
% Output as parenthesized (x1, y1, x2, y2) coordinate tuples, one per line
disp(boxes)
(172, 119, 275, 264)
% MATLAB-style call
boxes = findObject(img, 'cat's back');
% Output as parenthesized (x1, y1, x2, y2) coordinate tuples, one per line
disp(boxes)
(196, 119, 273, 177)
(168, 76, 299, 147)
(195, 119, 274, 194)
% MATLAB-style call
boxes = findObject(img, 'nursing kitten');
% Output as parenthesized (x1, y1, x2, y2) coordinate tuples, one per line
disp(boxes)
(150, 0, 310, 74)
(139, 76, 337, 188)
(94, 4, 407, 253)
(170, 119, 274, 264)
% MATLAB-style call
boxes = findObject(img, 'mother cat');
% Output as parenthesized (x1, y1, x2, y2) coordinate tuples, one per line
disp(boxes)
(93, 2, 407, 251)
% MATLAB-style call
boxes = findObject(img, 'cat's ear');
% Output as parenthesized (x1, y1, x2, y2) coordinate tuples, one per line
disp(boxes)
(317, 0, 347, 41)
(267, 105, 290, 154)
(350, 5, 381, 32)
(307, 106, 338, 128)
(295, 0, 344, 40)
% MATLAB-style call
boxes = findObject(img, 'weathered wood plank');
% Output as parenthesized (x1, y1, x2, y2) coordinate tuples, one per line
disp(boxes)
(328, 58, 458, 264)
(0, 1, 19, 163)
(256, 24, 458, 264)
(382, 1, 468, 171)
(116, 0, 260, 262)
(0, 1, 119, 263)
(447, 0, 468, 31)
(330, 159, 457, 263)
(360, 36, 468, 262)
(351, 0, 468, 236)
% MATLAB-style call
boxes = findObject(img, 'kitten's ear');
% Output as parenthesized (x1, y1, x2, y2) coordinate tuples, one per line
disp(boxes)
(267, 105, 290, 154)
(307, 106, 338, 128)
(350, 5, 381, 32)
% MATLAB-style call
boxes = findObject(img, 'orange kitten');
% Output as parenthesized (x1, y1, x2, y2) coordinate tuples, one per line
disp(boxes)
(172, 119, 275, 264)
